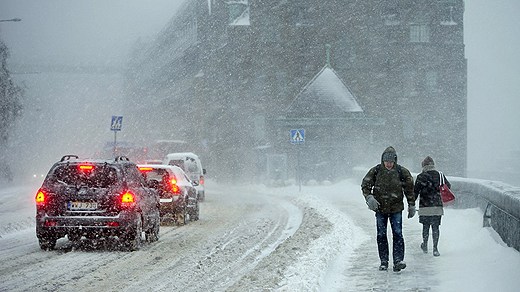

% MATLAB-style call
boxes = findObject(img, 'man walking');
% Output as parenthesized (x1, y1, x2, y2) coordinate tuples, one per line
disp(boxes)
(361, 146, 416, 272)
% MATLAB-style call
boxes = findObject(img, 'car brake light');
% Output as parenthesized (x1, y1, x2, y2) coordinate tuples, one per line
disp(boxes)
(138, 167, 153, 172)
(170, 177, 180, 194)
(78, 164, 94, 171)
(106, 221, 120, 227)
(199, 175, 205, 185)
(35, 189, 46, 205)
(121, 191, 136, 207)
(44, 220, 57, 227)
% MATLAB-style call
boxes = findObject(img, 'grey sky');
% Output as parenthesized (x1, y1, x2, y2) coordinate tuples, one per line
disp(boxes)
(0, 0, 185, 66)
(1, 0, 519, 177)
(464, 0, 520, 172)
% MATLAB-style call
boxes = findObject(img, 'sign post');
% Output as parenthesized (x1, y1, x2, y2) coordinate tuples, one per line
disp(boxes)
(290, 129, 305, 192)
(110, 116, 123, 156)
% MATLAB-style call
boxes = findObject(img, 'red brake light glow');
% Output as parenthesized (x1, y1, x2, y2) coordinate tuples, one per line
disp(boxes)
(199, 175, 205, 185)
(170, 177, 180, 194)
(44, 220, 57, 227)
(121, 191, 136, 207)
(138, 167, 153, 172)
(106, 221, 120, 227)
(35, 189, 46, 205)
(78, 164, 94, 171)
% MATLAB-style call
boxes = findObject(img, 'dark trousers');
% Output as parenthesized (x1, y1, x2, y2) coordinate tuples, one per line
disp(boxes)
(419, 215, 441, 249)
(376, 211, 404, 265)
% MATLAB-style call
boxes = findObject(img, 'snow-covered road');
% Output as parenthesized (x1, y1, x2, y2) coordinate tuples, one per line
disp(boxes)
(0, 179, 519, 291)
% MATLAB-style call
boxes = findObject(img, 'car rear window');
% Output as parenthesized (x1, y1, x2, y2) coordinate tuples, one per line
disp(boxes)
(184, 159, 199, 173)
(144, 169, 168, 182)
(168, 160, 185, 171)
(50, 164, 119, 188)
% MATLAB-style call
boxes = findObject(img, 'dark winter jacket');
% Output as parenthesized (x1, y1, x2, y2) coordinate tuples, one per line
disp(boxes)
(361, 147, 415, 214)
(413, 165, 451, 216)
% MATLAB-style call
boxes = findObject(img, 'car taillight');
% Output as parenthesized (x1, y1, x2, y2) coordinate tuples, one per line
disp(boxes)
(199, 175, 205, 185)
(170, 177, 180, 194)
(106, 221, 120, 227)
(44, 220, 57, 227)
(138, 167, 153, 172)
(78, 164, 94, 171)
(35, 189, 46, 205)
(120, 191, 136, 207)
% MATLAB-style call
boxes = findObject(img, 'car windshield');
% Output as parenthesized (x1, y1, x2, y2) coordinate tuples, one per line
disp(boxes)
(50, 164, 118, 188)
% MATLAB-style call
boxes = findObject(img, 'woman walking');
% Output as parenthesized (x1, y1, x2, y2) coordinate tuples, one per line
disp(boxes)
(414, 156, 451, 257)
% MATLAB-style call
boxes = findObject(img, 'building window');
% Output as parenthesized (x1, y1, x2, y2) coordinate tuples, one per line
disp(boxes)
(294, 5, 312, 27)
(425, 71, 438, 92)
(253, 115, 266, 141)
(403, 71, 418, 97)
(440, 5, 458, 26)
(381, 1, 400, 26)
(410, 24, 430, 43)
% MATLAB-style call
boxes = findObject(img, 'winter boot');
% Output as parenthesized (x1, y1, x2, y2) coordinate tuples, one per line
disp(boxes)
(393, 261, 407, 272)
(379, 262, 388, 271)
(433, 248, 440, 257)
(421, 242, 428, 253)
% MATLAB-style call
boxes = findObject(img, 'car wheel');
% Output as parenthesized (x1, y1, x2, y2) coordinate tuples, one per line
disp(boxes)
(145, 220, 160, 243)
(124, 215, 143, 251)
(39, 236, 58, 250)
(191, 201, 200, 221)
(67, 233, 82, 242)
(176, 203, 188, 226)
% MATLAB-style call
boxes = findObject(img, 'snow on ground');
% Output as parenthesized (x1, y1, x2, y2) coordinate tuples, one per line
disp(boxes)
(1, 178, 519, 291)
(255, 178, 520, 291)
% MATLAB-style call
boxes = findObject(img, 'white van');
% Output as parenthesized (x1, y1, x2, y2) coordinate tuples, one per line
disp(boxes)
(163, 152, 206, 201)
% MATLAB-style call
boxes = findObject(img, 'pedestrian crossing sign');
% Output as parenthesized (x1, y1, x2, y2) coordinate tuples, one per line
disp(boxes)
(111, 116, 123, 131)
(290, 129, 305, 144)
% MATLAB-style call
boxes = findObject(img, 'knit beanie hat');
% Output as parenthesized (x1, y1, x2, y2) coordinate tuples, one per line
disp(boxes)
(382, 152, 396, 162)
(381, 146, 397, 163)
(421, 156, 435, 167)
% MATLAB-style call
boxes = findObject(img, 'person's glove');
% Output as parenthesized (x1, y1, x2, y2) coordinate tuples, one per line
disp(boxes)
(407, 205, 416, 218)
(365, 195, 380, 211)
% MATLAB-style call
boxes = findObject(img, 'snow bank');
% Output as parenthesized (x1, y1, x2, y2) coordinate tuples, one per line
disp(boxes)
(446, 176, 520, 251)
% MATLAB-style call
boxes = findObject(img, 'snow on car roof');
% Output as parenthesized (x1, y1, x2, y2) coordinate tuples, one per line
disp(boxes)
(137, 164, 186, 174)
(165, 152, 199, 159)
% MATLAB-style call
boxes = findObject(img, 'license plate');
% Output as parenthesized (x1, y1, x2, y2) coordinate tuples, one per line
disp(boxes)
(68, 201, 98, 210)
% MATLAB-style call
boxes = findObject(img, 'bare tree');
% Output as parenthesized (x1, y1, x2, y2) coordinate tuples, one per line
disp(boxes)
(0, 39, 23, 181)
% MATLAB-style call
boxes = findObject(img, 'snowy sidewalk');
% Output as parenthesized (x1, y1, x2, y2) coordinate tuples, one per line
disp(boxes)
(282, 179, 520, 292)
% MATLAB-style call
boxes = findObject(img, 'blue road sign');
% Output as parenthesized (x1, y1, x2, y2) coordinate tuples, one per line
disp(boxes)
(111, 116, 123, 131)
(290, 129, 305, 144)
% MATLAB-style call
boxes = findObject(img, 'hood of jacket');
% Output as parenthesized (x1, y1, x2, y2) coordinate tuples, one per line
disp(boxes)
(381, 146, 397, 165)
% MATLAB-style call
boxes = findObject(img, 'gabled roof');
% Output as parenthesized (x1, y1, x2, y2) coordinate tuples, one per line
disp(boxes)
(285, 65, 363, 118)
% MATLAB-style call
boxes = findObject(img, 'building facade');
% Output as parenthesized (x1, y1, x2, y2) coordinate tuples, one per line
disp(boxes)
(126, 0, 467, 180)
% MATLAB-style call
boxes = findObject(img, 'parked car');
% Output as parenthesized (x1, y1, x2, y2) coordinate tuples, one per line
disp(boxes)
(137, 164, 199, 225)
(163, 152, 206, 201)
(35, 155, 161, 251)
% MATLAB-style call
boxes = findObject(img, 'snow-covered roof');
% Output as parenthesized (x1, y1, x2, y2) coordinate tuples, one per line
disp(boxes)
(229, 5, 250, 26)
(285, 65, 363, 118)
